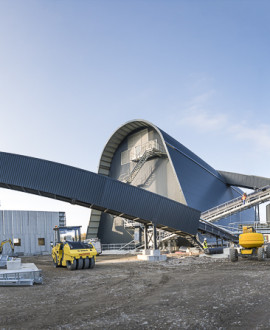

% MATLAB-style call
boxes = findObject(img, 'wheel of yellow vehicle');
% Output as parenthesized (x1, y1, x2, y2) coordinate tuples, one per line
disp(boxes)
(77, 258, 84, 270)
(83, 257, 90, 269)
(258, 247, 265, 261)
(66, 259, 77, 270)
(89, 257, 95, 269)
(230, 248, 238, 262)
(266, 245, 270, 258)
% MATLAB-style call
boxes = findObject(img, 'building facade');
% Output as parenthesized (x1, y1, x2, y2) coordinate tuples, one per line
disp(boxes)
(87, 120, 253, 244)
(0, 210, 66, 255)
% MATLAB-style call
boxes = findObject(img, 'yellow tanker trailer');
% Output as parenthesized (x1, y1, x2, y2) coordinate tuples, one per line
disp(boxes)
(230, 226, 270, 262)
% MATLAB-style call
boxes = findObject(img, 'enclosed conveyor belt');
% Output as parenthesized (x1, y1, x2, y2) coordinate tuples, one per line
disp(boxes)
(219, 171, 270, 190)
(198, 219, 238, 243)
(0, 152, 200, 236)
(201, 185, 270, 223)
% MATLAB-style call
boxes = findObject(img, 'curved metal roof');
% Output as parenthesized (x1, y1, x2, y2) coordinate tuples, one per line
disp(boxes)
(97, 120, 186, 207)
(97, 119, 242, 212)
(98, 120, 164, 175)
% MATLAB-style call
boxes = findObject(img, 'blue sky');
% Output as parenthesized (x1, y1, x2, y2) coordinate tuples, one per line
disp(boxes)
(1, 1, 270, 231)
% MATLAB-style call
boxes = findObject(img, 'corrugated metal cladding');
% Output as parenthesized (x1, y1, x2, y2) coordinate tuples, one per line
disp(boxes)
(159, 129, 243, 211)
(219, 171, 270, 189)
(0, 152, 200, 235)
(0, 210, 63, 255)
(101, 179, 199, 234)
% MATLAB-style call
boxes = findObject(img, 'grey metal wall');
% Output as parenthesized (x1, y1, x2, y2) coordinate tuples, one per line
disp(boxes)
(119, 128, 185, 203)
(98, 127, 186, 244)
(0, 210, 62, 255)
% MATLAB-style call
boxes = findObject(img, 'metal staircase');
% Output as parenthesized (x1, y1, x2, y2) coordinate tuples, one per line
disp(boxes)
(183, 234, 203, 250)
(125, 150, 153, 184)
(125, 148, 165, 184)
(159, 230, 203, 250)
(201, 185, 270, 223)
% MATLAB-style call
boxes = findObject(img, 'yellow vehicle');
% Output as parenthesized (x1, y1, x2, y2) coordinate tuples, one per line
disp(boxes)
(230, 226, 270, 262)
(52, 226, 97, 270)
(0, 239, 14, 255)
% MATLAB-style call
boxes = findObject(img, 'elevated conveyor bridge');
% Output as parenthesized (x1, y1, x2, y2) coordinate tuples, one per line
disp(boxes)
(0, 152, 200, 237)
(201, 185, 270, 223)
(0, 152, 249, 247)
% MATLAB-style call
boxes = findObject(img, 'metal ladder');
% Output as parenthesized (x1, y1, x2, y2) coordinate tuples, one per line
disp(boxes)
(125, 150, 156, 184)
(201, 185, 270, 223)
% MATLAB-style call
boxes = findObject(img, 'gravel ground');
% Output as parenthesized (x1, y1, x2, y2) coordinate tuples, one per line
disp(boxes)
(1, 253, 270, 329)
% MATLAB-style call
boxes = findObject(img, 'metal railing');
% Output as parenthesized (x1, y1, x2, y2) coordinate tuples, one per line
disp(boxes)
(130, 140, 165, 161)
(101, 242, 137, 251)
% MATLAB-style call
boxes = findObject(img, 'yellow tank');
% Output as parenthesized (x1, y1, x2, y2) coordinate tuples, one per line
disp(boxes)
(239, 232, 264, 248)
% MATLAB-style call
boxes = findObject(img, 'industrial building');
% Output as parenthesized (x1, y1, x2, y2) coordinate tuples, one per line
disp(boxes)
(2, 119, 269, 251)
(87, 119, 254, 244)
(0, 211, 66, 255)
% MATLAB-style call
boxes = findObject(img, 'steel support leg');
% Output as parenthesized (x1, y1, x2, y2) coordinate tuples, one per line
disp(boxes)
(144, 225, 148, 250)
(153, 223, 157, 250)
(168, 240, 171, 253)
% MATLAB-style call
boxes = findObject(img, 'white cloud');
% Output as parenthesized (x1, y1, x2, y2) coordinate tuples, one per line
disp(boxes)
(229, 123, 270, 152)
(179, 91, 228, 132)
(177, 91, 270, 153)
(181, 109, 227, 131)
(190, 90, 215, 105)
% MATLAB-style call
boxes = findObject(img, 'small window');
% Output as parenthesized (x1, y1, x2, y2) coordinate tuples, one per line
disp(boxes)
(14, 238, 21, 246)
(38, 238, 45, 246)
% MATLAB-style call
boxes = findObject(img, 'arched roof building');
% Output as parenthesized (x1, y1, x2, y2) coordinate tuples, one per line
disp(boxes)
(87, 120, 253, 243)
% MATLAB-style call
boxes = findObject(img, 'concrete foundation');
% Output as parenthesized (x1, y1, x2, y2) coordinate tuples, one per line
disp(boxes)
(137, 249, 167, 262)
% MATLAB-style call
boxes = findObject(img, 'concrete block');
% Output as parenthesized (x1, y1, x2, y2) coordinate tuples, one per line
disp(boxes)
(138, 250, 167, 261)
(6, 258, 21, 270)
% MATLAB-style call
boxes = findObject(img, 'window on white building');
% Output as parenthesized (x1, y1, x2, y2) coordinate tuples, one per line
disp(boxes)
(14, 238, 21, 246)
(38, 238, 45, 246)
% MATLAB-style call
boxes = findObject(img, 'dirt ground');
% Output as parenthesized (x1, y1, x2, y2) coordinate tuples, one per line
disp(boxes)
(1, 253, 270, 329)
